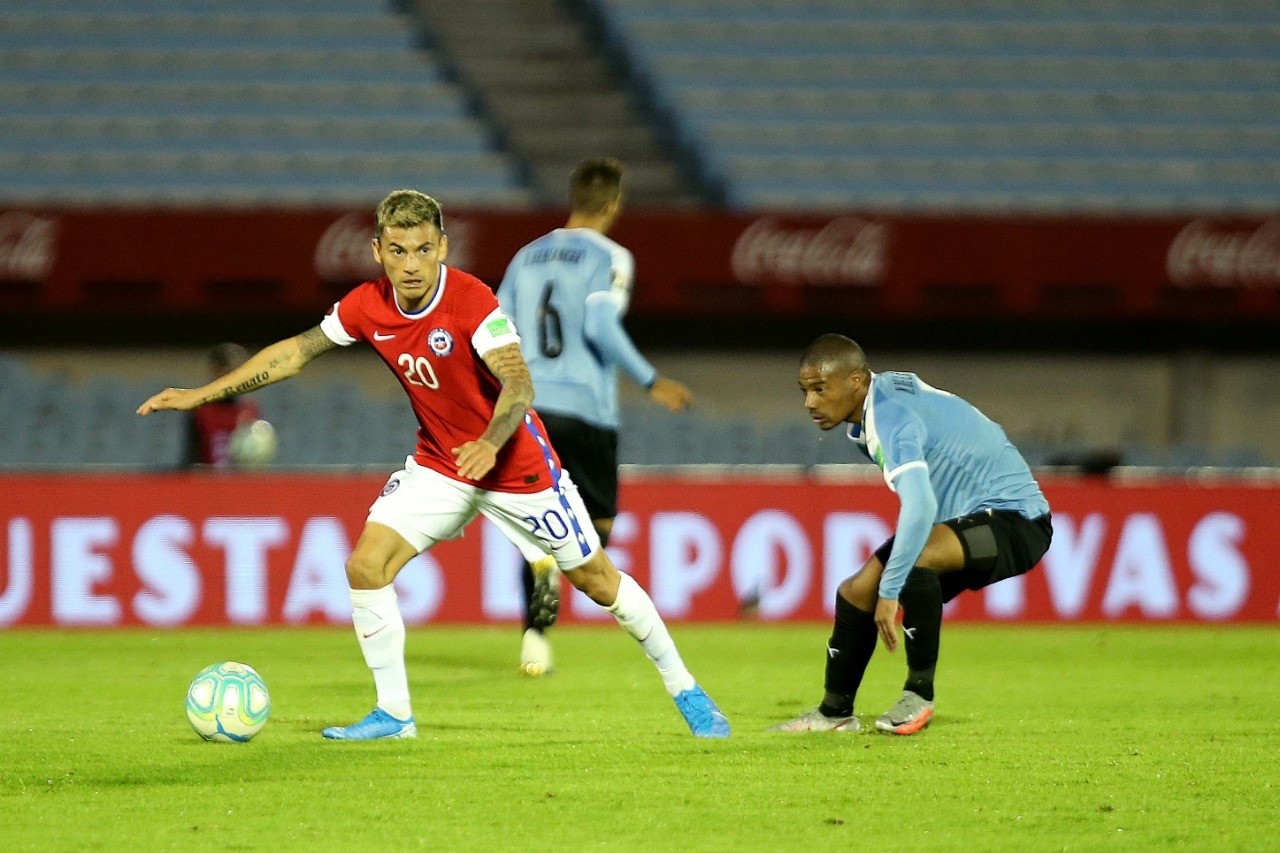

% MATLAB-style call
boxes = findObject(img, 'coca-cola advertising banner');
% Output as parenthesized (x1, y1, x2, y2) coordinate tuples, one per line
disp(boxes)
(2, 471, 1277, 627)
(2, 208, 1277, 321)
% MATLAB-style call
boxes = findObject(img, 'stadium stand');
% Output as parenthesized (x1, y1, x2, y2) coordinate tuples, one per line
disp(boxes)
(412, 0, 704, 206)
(0, 0, 532, 207)
(1, 2, 1274, 472)
(3, 352, 1271, 472)
(0, 355, 183, 469)
(589, 0, 1280, 211)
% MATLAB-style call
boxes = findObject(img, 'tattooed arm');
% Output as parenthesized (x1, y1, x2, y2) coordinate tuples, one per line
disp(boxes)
(137, 326, 337, 415)
(478, 343, 535, 448)
(451, 343, 535, 480)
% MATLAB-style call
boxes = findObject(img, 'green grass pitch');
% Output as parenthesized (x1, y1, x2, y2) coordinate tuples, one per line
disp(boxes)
(2, 624, 1276, 850)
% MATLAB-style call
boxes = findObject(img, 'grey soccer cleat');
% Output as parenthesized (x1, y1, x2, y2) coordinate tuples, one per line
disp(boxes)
(770, 708, 860, 733)
(527, 554, 560, 632)
(874, 690, 935, 735)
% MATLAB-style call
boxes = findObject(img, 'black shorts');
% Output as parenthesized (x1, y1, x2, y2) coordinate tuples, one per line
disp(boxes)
(873, 509, 1053, 603)
(540, 412, 618, 521)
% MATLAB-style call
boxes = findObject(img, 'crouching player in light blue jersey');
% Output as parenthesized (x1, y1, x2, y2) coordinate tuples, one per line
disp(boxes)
(774, 334, 1052, 735)
(498, 158, 693, 675)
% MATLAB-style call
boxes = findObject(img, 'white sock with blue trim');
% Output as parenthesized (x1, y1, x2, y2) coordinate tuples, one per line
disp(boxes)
(608, 572, 697, 697)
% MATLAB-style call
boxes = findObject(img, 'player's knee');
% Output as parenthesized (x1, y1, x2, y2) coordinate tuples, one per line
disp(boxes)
(345, 552, 392, 590)
(563, 550, 618, 605)
(837, 575, 876, 611)
(837, 559, 881, 610)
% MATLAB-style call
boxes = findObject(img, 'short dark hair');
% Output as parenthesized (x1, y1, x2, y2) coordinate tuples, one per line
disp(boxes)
(801, 334, 869, 375)
(569, 158, 624, 215)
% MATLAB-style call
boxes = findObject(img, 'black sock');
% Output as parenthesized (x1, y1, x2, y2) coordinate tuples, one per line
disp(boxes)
(520, 561, 538, 633)
(818, 595, 877, 718)
(899, 569, 943, 702)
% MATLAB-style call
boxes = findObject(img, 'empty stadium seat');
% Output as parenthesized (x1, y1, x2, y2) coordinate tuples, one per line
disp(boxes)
(0, 1, 532, 207)
(590, 0, 1280, 212)
(0, 355, 1266, 471)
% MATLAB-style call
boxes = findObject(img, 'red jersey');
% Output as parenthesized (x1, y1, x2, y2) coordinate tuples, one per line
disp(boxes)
(320, 265, 558, 493)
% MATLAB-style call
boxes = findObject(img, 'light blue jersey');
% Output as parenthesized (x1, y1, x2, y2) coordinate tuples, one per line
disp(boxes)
(846, 371, 1049, 599)
(498, 228, 656, 431)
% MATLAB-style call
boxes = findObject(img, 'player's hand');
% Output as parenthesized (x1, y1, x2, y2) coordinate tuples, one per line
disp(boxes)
(136, 388, 201, 415)
(452, 439, 498, 481)
(875, 597, 901, 652)
(649, 376, 693, 412)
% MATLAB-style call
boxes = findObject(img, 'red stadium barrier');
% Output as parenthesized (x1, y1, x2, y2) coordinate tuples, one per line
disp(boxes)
(2, 208, 1278, 321)
(2, 470, 1277, 626)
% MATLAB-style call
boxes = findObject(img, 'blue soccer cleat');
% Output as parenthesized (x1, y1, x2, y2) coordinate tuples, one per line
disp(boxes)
(674, 685, 730, 738)
(322, 707, 416, 741)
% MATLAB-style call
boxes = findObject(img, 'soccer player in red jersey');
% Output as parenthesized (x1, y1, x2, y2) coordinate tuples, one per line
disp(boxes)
(138, 190, 729, 740)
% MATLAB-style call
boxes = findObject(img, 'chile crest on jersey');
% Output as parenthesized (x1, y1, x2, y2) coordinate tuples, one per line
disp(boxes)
(428, 328, 454, 356)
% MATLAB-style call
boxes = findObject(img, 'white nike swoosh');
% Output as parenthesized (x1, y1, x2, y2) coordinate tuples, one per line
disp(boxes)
(373, 332, 395, 341)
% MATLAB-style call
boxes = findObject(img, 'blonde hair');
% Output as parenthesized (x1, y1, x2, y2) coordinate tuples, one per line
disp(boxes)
(375, 189, 444, 237)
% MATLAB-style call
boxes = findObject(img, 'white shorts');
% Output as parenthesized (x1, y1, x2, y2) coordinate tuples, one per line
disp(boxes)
(367, 456, 601, 570)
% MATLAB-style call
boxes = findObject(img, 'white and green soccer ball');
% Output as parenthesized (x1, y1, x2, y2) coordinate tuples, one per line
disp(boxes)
(185, 661, 270, 742)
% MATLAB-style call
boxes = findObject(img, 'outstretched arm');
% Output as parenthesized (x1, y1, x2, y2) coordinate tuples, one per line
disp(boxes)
(583, 294, 693, 412)
(136, 326, 337, 415)
(451, 342, 535, 480)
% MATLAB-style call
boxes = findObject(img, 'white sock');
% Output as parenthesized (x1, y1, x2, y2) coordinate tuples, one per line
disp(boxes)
(350, 585, 412, 721)
(607, 572, 697, 697)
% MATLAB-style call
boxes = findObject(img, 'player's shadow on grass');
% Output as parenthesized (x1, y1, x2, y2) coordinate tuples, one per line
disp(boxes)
(89, 729, 424, 788)
(404, 648, 511, 680)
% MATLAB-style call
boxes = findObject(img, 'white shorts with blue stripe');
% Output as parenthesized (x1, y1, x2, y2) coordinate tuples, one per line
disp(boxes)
(367, 455, 601, 570)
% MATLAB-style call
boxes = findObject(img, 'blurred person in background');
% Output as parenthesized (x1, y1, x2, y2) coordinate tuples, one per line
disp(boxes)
(182, 342, 260, 468)
(774, 334, 1051, 736)
(138, 189, 728, 741)
(498, 158, 694, 676)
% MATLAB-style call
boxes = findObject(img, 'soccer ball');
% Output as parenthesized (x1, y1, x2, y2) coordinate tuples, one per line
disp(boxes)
(229, 419, 277, 467)
(185, 661, 271, 742)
